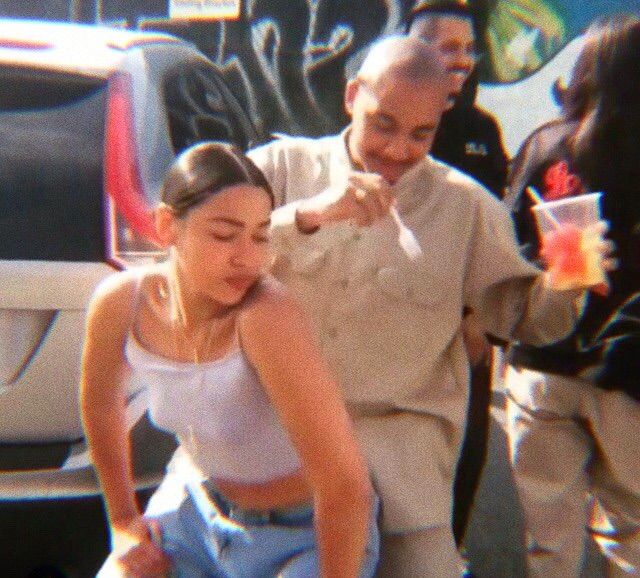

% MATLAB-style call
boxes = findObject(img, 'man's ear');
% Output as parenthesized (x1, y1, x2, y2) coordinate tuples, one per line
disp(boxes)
(344, 78, 360, 116)
(154, 203, 178, 248)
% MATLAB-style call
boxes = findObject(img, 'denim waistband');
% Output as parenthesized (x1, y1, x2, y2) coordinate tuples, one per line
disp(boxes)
(201, 480, 314, 527)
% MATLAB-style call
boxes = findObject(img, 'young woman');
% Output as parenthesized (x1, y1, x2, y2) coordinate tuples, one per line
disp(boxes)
(504, 15, 640, 577)
(82, 142, 379, 578)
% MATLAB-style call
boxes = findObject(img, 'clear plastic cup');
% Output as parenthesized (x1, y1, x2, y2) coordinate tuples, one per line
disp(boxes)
(530, 192, 606, 290)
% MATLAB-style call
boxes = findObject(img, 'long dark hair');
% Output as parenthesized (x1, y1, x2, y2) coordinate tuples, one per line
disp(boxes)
(161, 141, 274, 217)
(554, 15, 640, 255)
(558, 14, 640, 120)
(559, 15, 640, 197)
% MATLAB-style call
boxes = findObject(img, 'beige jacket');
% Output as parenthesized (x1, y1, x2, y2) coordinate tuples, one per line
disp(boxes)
(249, 131, 581, 532)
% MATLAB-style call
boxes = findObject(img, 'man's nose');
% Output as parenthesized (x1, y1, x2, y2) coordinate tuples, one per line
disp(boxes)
(383, 136, 413, 161)
(443, 44, 475, 71)
(458, 51, 475, 69)
(447, 54, 474, 74)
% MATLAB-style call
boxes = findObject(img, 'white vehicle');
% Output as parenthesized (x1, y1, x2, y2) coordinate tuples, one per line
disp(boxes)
(0, 18, 261, 576)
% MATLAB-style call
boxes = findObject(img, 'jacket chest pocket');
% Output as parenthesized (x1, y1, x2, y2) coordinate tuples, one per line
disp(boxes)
(375, 256, 452, 308)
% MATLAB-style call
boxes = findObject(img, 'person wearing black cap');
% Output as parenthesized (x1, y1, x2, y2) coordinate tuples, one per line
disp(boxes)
(407, 0, 509, 556)
(407, 0, 508, 199)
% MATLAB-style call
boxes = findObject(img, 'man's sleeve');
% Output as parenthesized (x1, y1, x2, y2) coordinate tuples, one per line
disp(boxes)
(248, 139, 342, 276)
(464, 194, 583, 345)
(247, 140, 307, 252)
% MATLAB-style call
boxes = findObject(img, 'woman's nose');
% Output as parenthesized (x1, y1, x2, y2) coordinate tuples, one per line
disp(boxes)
(230, 238, 266, 269)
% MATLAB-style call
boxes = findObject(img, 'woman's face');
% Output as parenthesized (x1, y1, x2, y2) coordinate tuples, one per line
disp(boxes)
(171, 183, 272, 306)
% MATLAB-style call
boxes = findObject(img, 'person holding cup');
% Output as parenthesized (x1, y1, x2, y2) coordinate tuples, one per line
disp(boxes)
(248, 35, 612, 577)
(528, 189, 609, 293)
(504, 14, 640, 577)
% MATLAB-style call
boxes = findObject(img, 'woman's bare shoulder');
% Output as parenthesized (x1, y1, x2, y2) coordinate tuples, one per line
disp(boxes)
(238, 275, 308, 338)
(243, 275, 300, 313)
(88, 264, 167, 321)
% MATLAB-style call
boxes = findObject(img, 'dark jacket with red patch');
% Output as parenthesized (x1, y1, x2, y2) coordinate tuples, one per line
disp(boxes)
(507, 119, 640, 400)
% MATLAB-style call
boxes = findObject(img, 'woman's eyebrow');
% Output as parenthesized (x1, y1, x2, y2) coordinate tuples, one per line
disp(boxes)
(207, 217, 272, 228)
(207, 217, 244, 227)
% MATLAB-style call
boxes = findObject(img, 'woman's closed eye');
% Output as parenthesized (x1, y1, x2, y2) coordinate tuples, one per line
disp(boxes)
(208, 229, 237, 242)
(206, 227, 270, 245)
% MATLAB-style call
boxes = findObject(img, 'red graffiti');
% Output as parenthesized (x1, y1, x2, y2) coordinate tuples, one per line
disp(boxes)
(543, 160, 585, 201)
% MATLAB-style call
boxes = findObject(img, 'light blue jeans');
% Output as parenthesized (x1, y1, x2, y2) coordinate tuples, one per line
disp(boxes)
(153, 481, 380, 577)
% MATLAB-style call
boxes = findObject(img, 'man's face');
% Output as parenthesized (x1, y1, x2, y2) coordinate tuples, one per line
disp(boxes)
(410, 14, 477, 101)
(344, 73, 448, 184)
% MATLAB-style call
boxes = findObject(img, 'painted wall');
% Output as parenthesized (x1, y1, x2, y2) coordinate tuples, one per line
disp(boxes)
(2, 1, 640, 151)
(134, 0, 640, 154)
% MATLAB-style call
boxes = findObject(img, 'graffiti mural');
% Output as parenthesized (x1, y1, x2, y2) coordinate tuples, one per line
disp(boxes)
(139, 1, 413, 137)
(131, 0, 640, 140)
(2, 0, 639, 138)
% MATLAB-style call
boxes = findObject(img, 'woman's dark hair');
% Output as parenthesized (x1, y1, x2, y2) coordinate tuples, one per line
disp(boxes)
(161, 141, 274, 217)
(557, 14, 640, 122)
(559, 14, 640, 264)
(564, 15, 640, 193)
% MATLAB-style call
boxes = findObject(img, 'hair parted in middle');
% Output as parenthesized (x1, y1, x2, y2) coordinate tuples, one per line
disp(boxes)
(161, 141, 274, 217)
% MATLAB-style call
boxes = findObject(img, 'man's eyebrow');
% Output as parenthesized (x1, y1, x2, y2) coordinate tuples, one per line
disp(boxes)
(369, 111, 395, 123)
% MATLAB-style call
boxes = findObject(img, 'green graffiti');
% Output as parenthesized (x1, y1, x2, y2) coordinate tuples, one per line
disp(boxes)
(485, 0, 565, 82)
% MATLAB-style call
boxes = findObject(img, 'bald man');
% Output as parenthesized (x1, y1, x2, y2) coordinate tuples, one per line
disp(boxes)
(248, 36, 585, 577)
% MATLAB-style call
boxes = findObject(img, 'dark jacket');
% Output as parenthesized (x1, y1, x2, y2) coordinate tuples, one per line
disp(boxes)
(430, 74, 508, 199)
(507, 119, 640, 400)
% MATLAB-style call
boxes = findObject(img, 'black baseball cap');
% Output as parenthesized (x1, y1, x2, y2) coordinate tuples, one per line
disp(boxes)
(406, 0, 473, 31)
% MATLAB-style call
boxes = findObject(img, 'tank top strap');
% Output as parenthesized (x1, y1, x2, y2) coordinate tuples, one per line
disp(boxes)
(126, 267, 151, 343)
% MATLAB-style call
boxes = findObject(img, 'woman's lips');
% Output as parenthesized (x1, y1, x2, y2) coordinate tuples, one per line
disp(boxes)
(225, 275, 257, 292)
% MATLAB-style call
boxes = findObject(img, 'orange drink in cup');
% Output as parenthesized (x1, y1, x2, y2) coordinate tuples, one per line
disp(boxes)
(530, 191, 608, 291)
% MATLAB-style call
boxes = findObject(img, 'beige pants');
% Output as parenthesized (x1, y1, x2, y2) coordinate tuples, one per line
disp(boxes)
(376, 525, 463, 578)
(506, 366, 640, 577)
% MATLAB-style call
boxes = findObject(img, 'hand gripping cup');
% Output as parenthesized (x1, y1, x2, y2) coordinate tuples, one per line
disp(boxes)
(529, 191, 607, 291)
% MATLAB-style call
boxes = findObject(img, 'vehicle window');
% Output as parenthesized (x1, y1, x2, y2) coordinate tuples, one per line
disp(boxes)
(0, 69, 107, 262)
(162, 61, 260, 154)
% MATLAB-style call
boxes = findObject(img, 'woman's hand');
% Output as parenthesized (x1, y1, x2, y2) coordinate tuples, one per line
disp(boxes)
(111, 516, 172, 578)
(540, 220, 615, 294)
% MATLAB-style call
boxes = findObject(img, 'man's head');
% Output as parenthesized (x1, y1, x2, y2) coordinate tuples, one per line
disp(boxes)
(344, 35, 449, 184)
(406, 0, 478, 104)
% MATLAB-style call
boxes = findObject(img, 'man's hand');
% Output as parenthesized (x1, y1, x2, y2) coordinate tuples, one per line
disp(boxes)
(462, 311, 492, 367)
(295, 171, 395, 231)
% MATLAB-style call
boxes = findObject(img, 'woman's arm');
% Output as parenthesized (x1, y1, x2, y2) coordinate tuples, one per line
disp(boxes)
(80, 273, 169, 576)
(240, 279, 375, 578)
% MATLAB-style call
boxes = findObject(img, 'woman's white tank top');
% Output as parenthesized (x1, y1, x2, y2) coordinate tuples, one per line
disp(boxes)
(125, 333, 302, 484)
